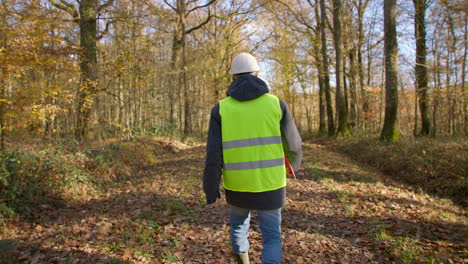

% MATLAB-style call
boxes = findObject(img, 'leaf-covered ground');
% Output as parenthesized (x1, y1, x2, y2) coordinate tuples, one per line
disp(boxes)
(1, 140, 467, 263)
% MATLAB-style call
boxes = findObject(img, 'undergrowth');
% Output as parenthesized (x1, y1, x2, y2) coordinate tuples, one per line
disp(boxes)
(0, 136, 185, 222)
(324, 137, 467, 207)
(0, 147, 96, 220)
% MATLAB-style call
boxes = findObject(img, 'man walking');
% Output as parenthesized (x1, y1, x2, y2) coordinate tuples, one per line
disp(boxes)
(203, 53, 302, 264)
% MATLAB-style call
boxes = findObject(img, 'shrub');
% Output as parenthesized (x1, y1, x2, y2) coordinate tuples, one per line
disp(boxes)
(0, 147, 97, 217)
(327, 137, 467, 206)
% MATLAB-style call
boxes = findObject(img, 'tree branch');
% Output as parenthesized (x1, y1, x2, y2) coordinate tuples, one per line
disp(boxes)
(186, 0, 217, 17)
(250, 34, 273, 53)
(59, 0, 76, 9)
(363, 37, 384, 53)
(98, 0, 115, 13)
(63, 18, 81, 23)
(50, 0, 79, 20)
(162, 0, 177, 11)
(97, 20, 111, 40)
(274, 0, 315, 32)
(145, 0, 176, 23)
(185, 11, 212, 34)
(306, 0, 317, 9)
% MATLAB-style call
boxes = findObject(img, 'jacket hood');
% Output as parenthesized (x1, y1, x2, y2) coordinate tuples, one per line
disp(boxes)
(226, 74, 269, 101)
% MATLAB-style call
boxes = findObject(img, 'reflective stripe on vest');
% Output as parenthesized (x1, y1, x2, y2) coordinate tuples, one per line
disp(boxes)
(222, 136, 282, 149)
(219, 93, 286, 192)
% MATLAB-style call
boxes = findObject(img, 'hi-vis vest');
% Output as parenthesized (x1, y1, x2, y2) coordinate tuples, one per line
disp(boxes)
(219, 93, 286, 192)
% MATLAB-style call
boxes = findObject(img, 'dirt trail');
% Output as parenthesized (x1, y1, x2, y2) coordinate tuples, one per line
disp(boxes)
(3, 141, 467, 263)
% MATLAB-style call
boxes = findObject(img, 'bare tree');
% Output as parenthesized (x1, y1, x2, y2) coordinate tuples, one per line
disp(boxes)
(320, 0, 335, 136)
(0, 0, 8, 150)
(380, 0, 399, 141)
(149, 0, 216, 136)
(353, 0, 370, 132)
(50, 0, 115, 140)
(413, 0, 431, 136)
(332, 0, 350, 137)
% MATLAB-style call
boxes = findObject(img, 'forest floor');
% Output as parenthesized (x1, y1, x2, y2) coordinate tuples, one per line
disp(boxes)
(1, 138, 467, 264)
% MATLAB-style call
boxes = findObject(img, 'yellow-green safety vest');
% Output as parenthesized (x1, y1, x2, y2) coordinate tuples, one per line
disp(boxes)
(219, 93, 286, 192)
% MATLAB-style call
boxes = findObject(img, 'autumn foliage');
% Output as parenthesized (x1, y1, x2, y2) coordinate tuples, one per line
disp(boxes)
(0, 0, 467, 263)
(1, 137, 466, 263)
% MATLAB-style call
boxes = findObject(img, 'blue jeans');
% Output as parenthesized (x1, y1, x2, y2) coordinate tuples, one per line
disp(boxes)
(230, 206, 282, 264)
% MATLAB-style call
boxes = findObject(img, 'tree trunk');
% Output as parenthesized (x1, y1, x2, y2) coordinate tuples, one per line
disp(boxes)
(349, 47, 358, 129)
(431, 31, 440, 137)
(447, 13, 458, 135)
(75, 0, 98, 140)
(314, 4, 327, 135)
(182, 24, 191, 136)
(462, 16, 467, 135)
(413, 0, 431, 136)
(332, 0, 350, 137)
(356, 0, 369, 132)
(380, 0, 400, 142)
(413, 81, 418, 136)
(170, 31, 182, 131)
(0, 0, 7, 150)
(320, 0, 335, 136)
(446, 41, 452, 135)
(318, 75, 327, 135)
(175, 0, 192, 136)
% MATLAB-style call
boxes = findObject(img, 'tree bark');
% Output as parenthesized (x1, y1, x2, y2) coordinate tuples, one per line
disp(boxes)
(164, 0, 214, 136)
(356, 0, 370, 131)
(431, 27, 441, 136)
(413, 0, 431, 136)
(332, 0, 351, 137)
(75, 0, 98, 140)
(380, 0, 400, 142)
(462, 15, 467, 135)
(50, 0, 115, 140)
(349, 47, 358, 128)
(0, 0, 7, 150)
(314, 3, 327, 135)
(181, 18, 191, 135)
(320, 0, 335, 136)
(171, 0, 186, 134)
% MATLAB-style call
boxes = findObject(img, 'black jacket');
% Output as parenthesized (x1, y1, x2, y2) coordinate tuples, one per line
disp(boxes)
(203, 74, 302, 210)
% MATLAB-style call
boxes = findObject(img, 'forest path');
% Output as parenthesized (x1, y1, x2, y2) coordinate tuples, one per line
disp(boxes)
(4, 140, 467, 263)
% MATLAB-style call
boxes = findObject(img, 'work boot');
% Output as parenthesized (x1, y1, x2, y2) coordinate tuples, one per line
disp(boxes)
(234, 252, 250, 264)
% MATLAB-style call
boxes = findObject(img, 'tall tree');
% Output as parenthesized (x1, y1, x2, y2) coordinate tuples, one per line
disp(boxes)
(0, 0, 8, 150)
(380, 0, 399, 141)
(314, 3, 326, 135)
(353, 0, 370, 131)
(270, 0, 327, 135)
(332, 0, 350, 137)
(320, 0, 335, 136)
(463, 15, 467, 135)
(153, 0, 215, 136)
(413, 0, 431, 136)
(50, 0, 115, 140)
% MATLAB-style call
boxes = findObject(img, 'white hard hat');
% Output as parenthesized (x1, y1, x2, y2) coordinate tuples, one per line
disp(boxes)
(230, 53, 260, 75)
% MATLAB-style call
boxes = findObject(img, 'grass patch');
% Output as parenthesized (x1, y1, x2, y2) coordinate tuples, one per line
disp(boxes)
(324, 137, 467, 206)
(108, 259, 132, 264)
(0, 137, 186, 223)
(392, 236, 435, 264)
(0, 147, 97, 216)
(372, 229, 437, 263)
(304, 166, 334, 181)
(161, 251, 178, 262)
(374, 229, 392, 241)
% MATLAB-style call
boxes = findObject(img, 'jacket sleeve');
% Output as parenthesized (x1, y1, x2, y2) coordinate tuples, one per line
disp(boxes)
(279, 99, 302, 172)
(203, 104, 223, 204)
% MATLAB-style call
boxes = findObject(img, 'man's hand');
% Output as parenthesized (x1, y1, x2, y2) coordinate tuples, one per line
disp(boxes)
(204, 190, 221, 206)
(285, 155, 296, 179)
(206, 198, 217, 205)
